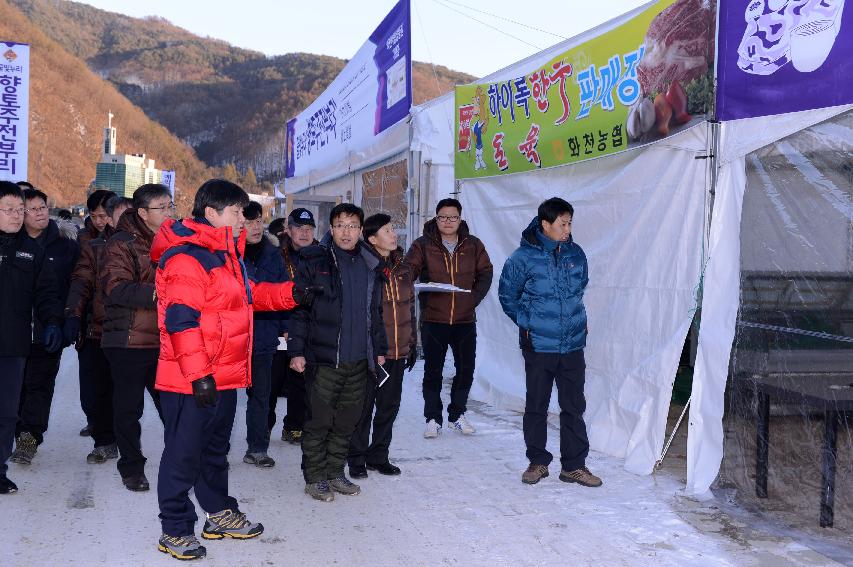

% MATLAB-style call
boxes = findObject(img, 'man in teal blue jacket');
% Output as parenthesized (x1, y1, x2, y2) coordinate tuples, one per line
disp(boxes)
(498, 197, 602, 488)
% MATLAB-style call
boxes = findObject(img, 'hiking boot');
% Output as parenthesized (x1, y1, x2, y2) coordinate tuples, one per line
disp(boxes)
(243, 452, 276, 468)
(305, 480, 334, 502)
(122, 473, 150, 492)
(349, 464, 368, 479)
(522, 464, 549, 485)
(10, 432, 37, 465)
(559, 466, 602, 487)
(86, 443, 118, 464)
(329, 476, 361, 496)
(447, 413, 476, 435)
(0, 475, 18, 494)
(158, 533, 206, 560)
(424, 419, 442, 439)
(79, 425, 91, 437)
(367, 462, 401, 476)
(281, 430, 302, 444)
(202, 509, 263, 540)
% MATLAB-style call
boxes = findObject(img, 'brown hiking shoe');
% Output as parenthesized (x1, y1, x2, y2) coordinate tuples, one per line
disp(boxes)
(559, 466, 602, 487)
(521, 464, 549, 485)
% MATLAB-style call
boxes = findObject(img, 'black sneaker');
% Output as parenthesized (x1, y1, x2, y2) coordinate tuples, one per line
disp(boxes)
(122, 473, 150, 492)
(158, 533, 206, 560)
(243, 452, 275, 468)
(349, 464, 368, 479)
(202, 509, 263, 540)
(10, 432, 37, 465)
(86, 443, 118, 464)
(367, 462, 401, 476)
(0, 475, 18, 494)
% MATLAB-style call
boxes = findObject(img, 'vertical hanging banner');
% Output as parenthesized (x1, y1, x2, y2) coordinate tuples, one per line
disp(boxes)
(285, 0, 411, 179)
(716, 0, 852, 120)
(161, 170, 176, 197)
(455, 0, 716, 179)
(0, 42, 29, 182)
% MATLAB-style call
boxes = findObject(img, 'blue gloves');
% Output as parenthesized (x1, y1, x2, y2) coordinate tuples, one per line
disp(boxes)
(43, 324, 63, 353)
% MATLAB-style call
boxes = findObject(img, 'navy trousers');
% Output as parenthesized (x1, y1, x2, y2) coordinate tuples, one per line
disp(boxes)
(158, 389, 240, 537)
(522, 349, 589, 471)
(246, 353, 274, 453)
(0, 357, 26, 476)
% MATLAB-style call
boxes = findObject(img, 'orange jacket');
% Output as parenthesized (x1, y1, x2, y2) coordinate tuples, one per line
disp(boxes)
(151, 218, 297, 394)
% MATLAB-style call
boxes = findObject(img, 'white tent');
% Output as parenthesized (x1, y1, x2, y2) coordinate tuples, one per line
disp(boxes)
(285, 1, 852, 499)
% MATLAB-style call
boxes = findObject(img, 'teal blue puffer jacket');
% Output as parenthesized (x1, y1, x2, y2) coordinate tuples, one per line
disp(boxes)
(498, 217, 588, 353)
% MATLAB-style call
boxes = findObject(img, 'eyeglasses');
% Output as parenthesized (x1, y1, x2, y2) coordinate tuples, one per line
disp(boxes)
(332, 223, 361, 231)
(145, 202, 176, 211)
(0, 207, 25, 216)
(25, 205, 48, 214)
(436, 215, 460, 222)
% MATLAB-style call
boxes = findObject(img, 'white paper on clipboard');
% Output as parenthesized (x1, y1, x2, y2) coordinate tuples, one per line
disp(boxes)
(414, 282, 471, 293)
(277, 337, 288, 351)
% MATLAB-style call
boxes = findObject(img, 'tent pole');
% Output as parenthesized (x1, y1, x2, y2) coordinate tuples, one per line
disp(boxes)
(656, 395, 691, 470)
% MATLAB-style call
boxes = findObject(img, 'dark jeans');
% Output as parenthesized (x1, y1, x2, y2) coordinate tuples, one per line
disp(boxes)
(158, 390, 239, 537)
(104, 347, 163, 479)
(16, 345, 62, 445)
(349, 358, 405, 467)
(302, 360, 367, 483)
(78, 339, 115, 447)
(0, 357, 26, 476)
(422, 321, 477, 424)
(246, 353, 274, 453)
(269, 351, 306, 433)
(522, 349, 589, 471)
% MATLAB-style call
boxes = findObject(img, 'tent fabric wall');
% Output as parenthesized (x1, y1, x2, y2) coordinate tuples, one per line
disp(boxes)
(461, 123, 710, 475)
(686, 104, 853, 497)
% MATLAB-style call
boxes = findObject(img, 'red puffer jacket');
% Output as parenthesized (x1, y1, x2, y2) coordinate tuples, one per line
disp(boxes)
(151, 218, 298, 394)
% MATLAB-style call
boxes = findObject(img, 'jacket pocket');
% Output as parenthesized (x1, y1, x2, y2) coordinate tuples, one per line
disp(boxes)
(212, 313, 228, 364)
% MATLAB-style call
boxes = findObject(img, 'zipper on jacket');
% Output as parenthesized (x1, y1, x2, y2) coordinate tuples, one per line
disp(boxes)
(330, 248, 342, 369)
(390, 262, 400, 359)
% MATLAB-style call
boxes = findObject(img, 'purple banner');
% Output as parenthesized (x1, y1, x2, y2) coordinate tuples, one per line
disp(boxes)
(716, 0, 852, 120)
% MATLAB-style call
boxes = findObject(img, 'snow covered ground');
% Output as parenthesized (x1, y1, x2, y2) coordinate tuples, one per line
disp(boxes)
(1, 349, 848, 566)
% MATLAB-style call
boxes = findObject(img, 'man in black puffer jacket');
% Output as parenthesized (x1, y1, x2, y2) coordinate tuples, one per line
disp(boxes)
(0, 182, 61, 494)
(11, 187, 79, 466)
(288, 203, 387, 502)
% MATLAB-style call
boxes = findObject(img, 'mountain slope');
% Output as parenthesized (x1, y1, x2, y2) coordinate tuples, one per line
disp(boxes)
(0, 0, 214, 207)
(10, 0, 474, 180)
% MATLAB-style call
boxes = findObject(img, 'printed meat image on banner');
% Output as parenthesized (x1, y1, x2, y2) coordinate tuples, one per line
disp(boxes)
(717, 0, 852, 120)
(454, 0, 715, 179)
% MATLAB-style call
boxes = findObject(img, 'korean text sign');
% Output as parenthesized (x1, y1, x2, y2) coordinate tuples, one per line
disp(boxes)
(0, 42, 29, 182)
(716, 0, 852, 120)
(455, 0, 716, 178)
(285, 0, 412, 179)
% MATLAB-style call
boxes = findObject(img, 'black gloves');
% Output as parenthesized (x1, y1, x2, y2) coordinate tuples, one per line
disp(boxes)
(63, 316, 80, 346)
(43, 324, 62, 353)
(293, 285, 324, 307)
(192, 375, 218, 408)
(405, 349, 418, 372)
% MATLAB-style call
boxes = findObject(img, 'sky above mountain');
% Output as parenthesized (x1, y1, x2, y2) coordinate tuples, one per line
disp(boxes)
(77, 0, 649, 78)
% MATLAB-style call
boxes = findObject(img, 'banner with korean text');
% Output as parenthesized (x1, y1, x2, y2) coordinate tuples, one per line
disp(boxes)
(285, 0, 411, 179)
(0, 42, 29, 182)
(454, 0, 715, 178)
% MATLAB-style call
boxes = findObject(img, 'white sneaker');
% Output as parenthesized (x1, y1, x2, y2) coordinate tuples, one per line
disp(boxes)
(424, 419, 442, 439)
(448, 413, 476, 435)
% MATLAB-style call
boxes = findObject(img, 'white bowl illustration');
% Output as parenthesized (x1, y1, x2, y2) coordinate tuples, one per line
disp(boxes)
(790, 4, 844, 72)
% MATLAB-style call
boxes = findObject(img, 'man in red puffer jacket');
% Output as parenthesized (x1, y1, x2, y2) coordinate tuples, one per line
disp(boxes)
(150, 179, 317, 561)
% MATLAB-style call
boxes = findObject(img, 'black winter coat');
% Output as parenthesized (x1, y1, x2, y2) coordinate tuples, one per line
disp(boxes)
(0, 230, 61, 356)
(31, 219, 79, 343)
(244, 235, 288, 356)
(287, 239, 388, 370)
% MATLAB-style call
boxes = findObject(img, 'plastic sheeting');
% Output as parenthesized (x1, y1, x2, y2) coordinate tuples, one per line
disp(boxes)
(686, 104, 853, 497)
(461, 124, 710, 475)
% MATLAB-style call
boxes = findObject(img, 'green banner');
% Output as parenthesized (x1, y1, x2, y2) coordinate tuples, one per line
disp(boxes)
(454, 0, 715, 178)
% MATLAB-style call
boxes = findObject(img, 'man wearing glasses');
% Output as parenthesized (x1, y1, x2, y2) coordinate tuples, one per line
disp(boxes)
(101, 183, 174, 492)
(10, 187, 78, 466)
(406, 198, 493, 439)
(0, 182, 61, 495)
(288, 203, 388, 502)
